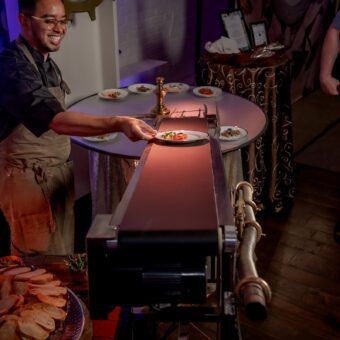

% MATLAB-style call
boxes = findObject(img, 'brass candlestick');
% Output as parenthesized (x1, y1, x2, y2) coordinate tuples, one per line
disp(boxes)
(152, 77, 170, 116)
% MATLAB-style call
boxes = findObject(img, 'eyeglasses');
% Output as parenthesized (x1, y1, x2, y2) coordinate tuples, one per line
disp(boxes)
(30, 16, 72, 29)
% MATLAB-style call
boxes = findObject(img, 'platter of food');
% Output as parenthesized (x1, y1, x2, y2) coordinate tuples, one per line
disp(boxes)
(0, 260, 84, 339)
(163, 82, 190, 93)
(98, 88, 128, 100)
(82, 133, 118, 143)
(128, 83, 156, 95)
(155, 130, 209, 144)
(219, 126, 247, 141)
(193, 86, 222, 98)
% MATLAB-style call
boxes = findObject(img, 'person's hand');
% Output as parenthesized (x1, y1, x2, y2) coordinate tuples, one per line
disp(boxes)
(320, 75, 340, 95)
(117, 116, 157, 141)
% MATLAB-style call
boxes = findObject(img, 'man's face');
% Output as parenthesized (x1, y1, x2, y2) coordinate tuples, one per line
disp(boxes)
(24, 0, 68, 57)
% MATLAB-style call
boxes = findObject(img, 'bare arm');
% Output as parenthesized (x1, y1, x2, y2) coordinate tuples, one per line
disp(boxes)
(320, 25, 340, 95)
(49, 111, 156, 141)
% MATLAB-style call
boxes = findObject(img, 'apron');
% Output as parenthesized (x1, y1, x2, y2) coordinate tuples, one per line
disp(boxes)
(0, 38, 74, 256)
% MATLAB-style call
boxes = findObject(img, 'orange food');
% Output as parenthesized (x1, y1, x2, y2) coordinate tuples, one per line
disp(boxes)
(171, 133, 187, 141)
(198, 88, 213, 95)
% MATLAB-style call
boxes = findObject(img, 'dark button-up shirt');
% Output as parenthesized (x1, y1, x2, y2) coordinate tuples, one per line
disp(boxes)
(0, 36, 65, 141)
(333, 10, 340, 29)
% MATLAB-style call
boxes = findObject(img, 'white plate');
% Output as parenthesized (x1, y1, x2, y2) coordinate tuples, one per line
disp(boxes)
(98, 88, 128, 100)
(163, 82, 190, 93)
(83, 133, 118, 143)
(155, 130, 209, 144)
(193, 86, 222, 98)
(128, 83, 156, 95)
(63, 288, 85, 340)
(219, 126, 247, 141)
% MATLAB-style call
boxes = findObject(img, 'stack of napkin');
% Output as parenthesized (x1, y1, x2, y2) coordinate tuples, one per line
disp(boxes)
(205, 36, 240, 54)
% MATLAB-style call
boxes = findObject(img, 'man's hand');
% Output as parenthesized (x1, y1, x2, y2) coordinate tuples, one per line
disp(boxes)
(320, 75, 340, 96)
(117, 116, 157, 141)
(320, 25, 340, 96)
(50, 112, 157, 140)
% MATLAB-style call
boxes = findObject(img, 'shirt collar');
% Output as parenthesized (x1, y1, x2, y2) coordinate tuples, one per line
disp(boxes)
(19, 35, 50, 64)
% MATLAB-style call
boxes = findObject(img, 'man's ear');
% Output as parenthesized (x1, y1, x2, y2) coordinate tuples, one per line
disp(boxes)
(18, 13, 29, 29)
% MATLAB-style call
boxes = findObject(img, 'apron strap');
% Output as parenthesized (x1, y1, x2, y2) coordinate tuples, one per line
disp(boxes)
(16, 36, 71, 95)
(50, 59, 71, 95)
(15, 36, 39, 72)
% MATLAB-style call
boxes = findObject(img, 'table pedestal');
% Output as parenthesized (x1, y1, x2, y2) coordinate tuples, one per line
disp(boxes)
(88, 152, 137, 216)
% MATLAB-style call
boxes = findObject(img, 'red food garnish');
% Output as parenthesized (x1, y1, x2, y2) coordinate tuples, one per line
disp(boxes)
(198, 88, 213, 95)
(171, 133, 187, 140)
(0, 255, 24, 267)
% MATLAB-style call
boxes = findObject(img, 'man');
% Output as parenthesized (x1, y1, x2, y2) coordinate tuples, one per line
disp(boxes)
(319, 10, 340, 242)
(0, 0, 156, 256)
(320, 10, 340, 95)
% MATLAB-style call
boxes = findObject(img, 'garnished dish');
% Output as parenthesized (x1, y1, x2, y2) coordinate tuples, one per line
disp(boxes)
(193, 86, 222, 98)
(128, 83, 156, 95)
(98, 88, 128, 100)
(82, 133, 118, 143)
(163, 82, 190, 93)
(221, 127, 241, 138)
(219, 126, 248, 141)
(0, 262, 84, 339)
(160, 131, 188, 141)
(155, 130, 209, 144)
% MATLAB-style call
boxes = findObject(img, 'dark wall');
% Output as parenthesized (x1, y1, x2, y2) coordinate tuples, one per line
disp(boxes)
(198, 0, 232, 55)
(0, 1, 11, 255)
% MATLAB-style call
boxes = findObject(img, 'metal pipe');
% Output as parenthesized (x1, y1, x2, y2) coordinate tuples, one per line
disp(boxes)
(233, 182, 271, 320)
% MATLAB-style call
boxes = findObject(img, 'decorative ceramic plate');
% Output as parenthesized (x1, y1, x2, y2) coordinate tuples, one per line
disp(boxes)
(155, 130, 209, 144)
(98, 89, 128, 100)
(128, 83, 156, 95)
(219, 126, 248, 141)
(163, 82, 190, 93)
(61, 289, 85, 340)
(82, 133, 118, 142)
(193, 86, 222, 98)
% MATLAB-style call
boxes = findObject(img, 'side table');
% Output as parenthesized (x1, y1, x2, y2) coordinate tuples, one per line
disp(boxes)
(198, 53, 295, 212)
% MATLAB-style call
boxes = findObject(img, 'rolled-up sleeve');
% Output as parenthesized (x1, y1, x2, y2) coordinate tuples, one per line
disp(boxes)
(0, 53, 64, 137)
(332, 11, 340, 30)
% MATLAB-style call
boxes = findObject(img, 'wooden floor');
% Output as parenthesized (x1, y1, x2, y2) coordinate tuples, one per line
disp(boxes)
(154, 164, 340, 340)
(239, 164, 340, 340)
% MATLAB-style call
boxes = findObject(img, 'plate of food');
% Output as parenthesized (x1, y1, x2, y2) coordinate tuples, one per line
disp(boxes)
(98, 88, 128, 100)
(163, 82, 190, 93)
(155, 130, 209, 144)
(219, 126, 247, 141)
(128, 83, 156, 95)
(82, 133, 118, 143)
(0, 262, 84, 340)
(193, 86, 222, 98)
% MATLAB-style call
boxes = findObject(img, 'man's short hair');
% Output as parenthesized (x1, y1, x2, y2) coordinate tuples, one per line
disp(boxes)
(18, 0, 64, 15)
(18, 0, 38, 15)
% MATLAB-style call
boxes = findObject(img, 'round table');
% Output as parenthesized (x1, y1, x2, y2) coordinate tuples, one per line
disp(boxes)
(68, 88, 267, 215)
(69, 88, 267, 158)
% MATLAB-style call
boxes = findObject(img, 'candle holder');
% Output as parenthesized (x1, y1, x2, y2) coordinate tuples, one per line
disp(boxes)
(152, 77, 170, 116)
